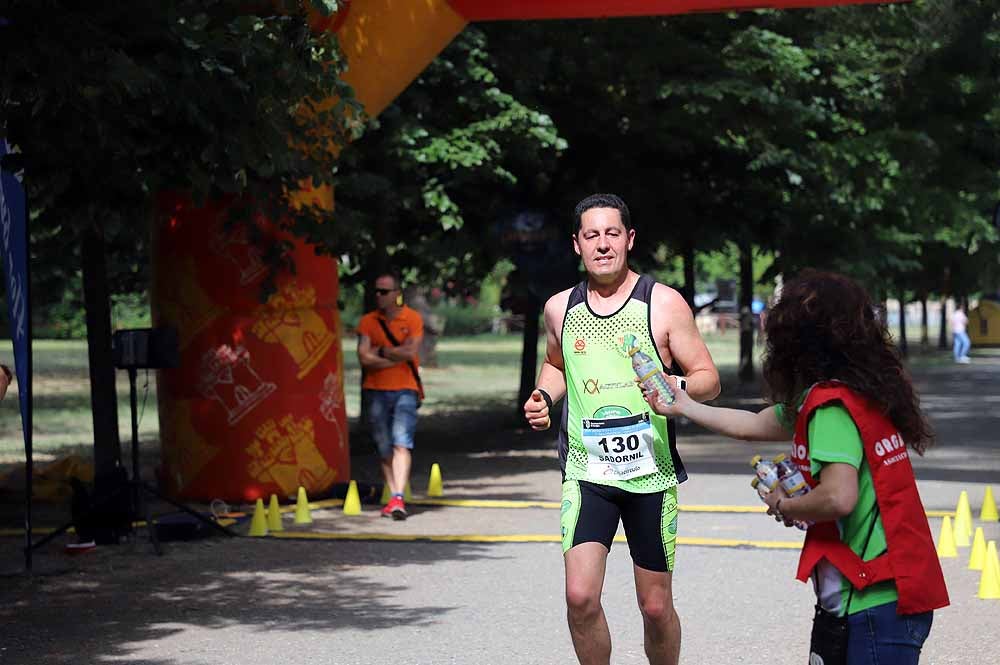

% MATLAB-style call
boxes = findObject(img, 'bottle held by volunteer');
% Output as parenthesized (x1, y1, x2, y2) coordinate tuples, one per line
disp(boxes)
(773, 454, 809, 497)
(750, 454, 780, 490)
(751, 454, 809, 530)
(629, 340, 675, 407)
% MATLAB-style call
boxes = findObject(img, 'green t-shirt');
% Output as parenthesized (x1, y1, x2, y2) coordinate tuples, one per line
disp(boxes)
(774, 401, 898, 616)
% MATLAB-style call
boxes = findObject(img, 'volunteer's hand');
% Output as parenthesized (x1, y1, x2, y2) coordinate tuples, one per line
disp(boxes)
(763, 485, 795, 527)
(638, 373, 690, 417)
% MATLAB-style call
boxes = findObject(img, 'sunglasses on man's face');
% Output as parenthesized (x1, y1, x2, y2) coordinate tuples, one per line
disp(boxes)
(373, 287, 396, 296)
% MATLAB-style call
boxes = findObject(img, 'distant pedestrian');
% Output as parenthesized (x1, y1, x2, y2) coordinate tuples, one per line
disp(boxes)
(356, 271, 424, 520)
(950, 305, 970, 363)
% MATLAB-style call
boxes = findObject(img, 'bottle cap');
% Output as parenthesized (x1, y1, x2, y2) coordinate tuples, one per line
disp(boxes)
(750, 454, 762, 468)
(751, 477, 760, 488)
(627, 346, 639, 356)
(773, 453, 786, 463)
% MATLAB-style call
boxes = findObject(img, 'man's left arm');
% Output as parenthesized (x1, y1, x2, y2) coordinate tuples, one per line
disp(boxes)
(652, 284, 720, 402)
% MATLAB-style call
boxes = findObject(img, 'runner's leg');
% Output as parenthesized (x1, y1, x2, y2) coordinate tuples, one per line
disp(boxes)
(565, 543, 612, 665)
(634, 566, 680, 665)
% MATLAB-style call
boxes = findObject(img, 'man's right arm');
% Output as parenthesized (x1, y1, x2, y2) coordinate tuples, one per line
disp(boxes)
(524, 292, 569, 430)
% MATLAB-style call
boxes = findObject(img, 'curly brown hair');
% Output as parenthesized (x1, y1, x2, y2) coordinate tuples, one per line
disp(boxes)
(762, 270, 932, 454)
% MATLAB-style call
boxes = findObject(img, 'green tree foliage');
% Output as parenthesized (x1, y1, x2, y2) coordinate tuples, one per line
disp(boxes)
(315, 27, 566, 290)
(2, 0, 357, 301)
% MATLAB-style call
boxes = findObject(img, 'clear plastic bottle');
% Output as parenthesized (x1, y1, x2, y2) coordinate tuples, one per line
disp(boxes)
(750, 454, 780, 491)
(751, 476, 769, 500)
(629, 345, 675, 406)
(773, 454, 810, 497)
(752, 454, 808, 530)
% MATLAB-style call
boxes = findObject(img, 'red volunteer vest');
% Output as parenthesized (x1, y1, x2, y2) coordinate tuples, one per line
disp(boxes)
(792, 382, 949, 615)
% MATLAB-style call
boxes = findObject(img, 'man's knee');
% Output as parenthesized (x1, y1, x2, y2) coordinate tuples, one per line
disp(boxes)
(565, 582, 602, 621)
(638, 592, 675, 625)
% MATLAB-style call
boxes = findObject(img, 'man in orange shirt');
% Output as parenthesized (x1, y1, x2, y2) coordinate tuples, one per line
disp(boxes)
(356, 272, 424, 520)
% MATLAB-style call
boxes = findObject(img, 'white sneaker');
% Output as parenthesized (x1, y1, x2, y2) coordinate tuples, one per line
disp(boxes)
(957, 356, 971, 364)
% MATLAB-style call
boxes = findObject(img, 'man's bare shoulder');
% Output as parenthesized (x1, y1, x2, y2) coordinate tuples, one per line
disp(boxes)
(544, 287, 574, 314)
(650, 282, 690, 312)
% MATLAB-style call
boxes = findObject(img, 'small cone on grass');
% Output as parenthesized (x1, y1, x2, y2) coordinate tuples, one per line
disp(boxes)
(976, 541, 1000, 600)
(380, 483, 392, 505)
(936, 516, 958, 558)
(981, 486, 999, 522)
(428, 463, 444, 497)
(404, 481, 412, 502)
(266, 494, 283, 533)
(294, 486, 313, 525)
(343, 480, 362, 516)
(249, 498, 268, 537)
(955, 491, 974, 541)
(969, 527, 986, 571)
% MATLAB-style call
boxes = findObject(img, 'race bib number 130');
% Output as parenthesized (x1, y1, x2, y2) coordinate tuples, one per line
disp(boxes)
(582, 412, 657, 481)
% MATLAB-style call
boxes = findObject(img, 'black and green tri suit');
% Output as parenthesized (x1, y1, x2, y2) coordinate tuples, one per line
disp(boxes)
(558, 275, 684, 572)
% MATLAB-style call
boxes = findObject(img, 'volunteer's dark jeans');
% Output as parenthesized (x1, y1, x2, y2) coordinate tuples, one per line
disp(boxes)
(846, 601, 933, 665)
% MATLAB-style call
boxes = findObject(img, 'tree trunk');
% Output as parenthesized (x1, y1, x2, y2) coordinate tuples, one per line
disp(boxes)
(738, 242, 754, 383)
(897, 291, 908, 357)
(681, 240, 695, 308)
(920, 297, 929, 347)
(516, 296, 542, 416)
(938, 298, 948, 350)
(81, 225, 121, 484)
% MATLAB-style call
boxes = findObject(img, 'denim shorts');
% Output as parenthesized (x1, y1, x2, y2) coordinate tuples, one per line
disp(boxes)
(365, 389, 419, 459)
(846, 600, 933, 665)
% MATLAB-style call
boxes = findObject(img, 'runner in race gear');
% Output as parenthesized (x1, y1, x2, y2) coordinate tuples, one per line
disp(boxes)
(523, 193, 720, 665)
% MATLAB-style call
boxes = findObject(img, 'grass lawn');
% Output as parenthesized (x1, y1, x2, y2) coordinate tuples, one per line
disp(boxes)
(0, 328, 949, 466)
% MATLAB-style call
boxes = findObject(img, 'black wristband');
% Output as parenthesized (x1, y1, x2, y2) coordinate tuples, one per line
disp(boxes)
(377, 347, 385, 358)
(537, 388, 553, 410)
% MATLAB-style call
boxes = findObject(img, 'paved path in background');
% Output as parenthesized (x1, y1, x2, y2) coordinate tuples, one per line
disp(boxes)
(1, 351, 998, 664)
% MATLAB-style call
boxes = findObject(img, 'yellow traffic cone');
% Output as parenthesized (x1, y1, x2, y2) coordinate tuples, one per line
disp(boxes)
(404, 481, 412, 502)
(976, 541, 1000, 600)
(428, 463, 443, 497)
(955, 491, 974, 540)
(380, 483, 392, 505)
(267, 494, 284, 533)
(936, 516, 958, 558)
(249, 498, 268, 537)
(343, 480, 362, 516)
(981, 486, 999, 522)
(969, 527, 986, 571)
(294, 486, 313, 525)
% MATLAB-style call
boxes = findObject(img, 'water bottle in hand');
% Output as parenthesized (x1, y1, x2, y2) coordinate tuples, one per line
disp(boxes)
(773, 454, 810, 497)
(629, 344, 675, 407)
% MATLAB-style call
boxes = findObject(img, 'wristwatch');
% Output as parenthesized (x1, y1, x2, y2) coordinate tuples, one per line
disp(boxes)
(676, 377, 687, 392)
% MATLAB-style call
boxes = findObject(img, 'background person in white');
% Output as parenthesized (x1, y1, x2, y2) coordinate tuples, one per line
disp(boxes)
(950, 305, 970, 363)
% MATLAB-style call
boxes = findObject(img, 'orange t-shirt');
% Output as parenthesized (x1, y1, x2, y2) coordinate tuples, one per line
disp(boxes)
(357, 306, 424, 391)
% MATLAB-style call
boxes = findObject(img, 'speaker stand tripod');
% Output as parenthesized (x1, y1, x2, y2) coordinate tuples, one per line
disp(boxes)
(29, 367, 233, 556)
(118, 367, 234, 554)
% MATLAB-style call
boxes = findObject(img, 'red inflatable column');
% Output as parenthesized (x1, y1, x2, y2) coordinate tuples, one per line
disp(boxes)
(152, 196, 349, 502)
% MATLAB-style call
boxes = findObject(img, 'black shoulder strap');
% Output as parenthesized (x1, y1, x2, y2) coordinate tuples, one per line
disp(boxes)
(376, 317, 424, 401)
(566, 279, 587, 312)
(634, 274, 656, 304)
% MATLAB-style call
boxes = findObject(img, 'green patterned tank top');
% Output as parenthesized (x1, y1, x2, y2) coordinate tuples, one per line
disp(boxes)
(558, 275, 686, 493)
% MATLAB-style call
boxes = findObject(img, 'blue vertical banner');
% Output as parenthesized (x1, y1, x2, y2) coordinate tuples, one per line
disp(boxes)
(1, 137, 33, 569)
(1, 139, 30, 442)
